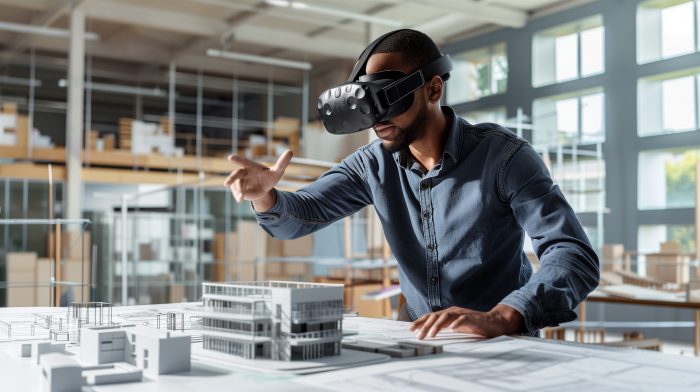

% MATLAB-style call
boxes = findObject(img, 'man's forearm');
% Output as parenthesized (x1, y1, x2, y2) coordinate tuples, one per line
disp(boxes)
(252, 190, 277, 212)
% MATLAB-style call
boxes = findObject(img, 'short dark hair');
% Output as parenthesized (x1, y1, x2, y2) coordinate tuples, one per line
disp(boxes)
(371, 29, 443, 73)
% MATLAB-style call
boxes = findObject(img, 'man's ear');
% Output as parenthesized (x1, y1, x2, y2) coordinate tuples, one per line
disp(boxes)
(426, 75, 444, 104)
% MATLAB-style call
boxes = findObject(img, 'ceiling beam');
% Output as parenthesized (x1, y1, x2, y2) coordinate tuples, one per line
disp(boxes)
(13, 35, 301, 83)
(83, 0, 228, 36)
(79, 0, 362, 60)
(0, 1, 72, 63)
(412, 13, 474, 43)
(0, 0, 49, 10)
(230, 24, 364, 59)
(386, 0, 527, 28)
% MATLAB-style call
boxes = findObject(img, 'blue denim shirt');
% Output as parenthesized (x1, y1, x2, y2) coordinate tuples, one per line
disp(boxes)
(254, 106, 599, 333)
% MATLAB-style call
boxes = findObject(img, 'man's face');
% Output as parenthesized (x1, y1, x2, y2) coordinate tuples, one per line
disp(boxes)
(366, 52, 430, 152)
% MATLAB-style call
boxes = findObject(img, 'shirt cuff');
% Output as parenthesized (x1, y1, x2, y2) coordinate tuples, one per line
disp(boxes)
(499, 289, 544, 334)
(252, 189, 286, 223)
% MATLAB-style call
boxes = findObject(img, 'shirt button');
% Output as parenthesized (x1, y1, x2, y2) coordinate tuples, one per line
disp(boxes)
(420, 181, 430, 190)
(427, 243, 435, 251)
(422, 211, 431, 219)
(430, 276, 438, 284)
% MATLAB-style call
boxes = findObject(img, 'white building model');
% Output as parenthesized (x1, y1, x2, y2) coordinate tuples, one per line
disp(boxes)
(201, 281, 344, 361)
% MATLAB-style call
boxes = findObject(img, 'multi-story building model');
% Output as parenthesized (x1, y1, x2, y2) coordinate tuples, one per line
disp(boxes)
(201, 281, 344, 361)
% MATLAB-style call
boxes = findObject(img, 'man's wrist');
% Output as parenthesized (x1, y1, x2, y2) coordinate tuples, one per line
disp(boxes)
(252, 190, 277, 213)
(489, 303, 524, 334)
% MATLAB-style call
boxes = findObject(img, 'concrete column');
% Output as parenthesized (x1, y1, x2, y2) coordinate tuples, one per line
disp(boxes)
(65, 3, 85, 221)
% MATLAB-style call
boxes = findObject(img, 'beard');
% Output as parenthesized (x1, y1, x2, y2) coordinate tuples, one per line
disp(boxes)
(376, 103, 429, 153)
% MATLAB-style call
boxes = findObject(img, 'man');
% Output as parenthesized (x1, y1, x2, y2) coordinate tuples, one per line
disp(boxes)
(224, 29, 599, 339)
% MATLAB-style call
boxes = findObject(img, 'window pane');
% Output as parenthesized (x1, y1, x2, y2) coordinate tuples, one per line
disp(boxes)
(555, 33, 578, 82)
(491, 43, 508, 94)
(462, 107, 507, 124)
(467, 57, 491, 99)
(581, 93, 604, 143)
(661, 1, 695, 58)
(662, 76, 696, 131)
(581, 26, 604, 76)
(446, 43, 508, 104)
(446, 59, 470, 104)
(556, 97, 579, 137)
(552, 156, 605, 213)
(638, 225, 696, 254)
(638, 148, 698, 209)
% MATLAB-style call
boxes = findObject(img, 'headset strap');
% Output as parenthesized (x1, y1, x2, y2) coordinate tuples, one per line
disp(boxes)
(381, 55, 453, 106)
(347, 29, 410, 83)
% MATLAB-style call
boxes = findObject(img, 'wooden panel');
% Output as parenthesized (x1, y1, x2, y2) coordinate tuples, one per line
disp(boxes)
(6, 252, 38, 307)
(15, 116, 28, 149)
(0, 145, 26, 159)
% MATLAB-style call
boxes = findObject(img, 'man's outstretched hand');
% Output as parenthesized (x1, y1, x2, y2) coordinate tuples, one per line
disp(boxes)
(409, 304, 524, 339)
(224, 150, 293, 212)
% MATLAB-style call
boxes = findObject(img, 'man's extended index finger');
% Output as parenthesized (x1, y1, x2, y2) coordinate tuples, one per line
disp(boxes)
(228, 154, 263, 169)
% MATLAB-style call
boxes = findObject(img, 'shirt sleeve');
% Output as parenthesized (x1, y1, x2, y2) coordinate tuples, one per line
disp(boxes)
(497, 142, 600, 333)
(253, 149, 373, 240)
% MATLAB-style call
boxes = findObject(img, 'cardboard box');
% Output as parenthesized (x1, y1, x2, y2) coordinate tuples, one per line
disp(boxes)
(64, 258, 91, 303)
(169, 283, 185, 303)
(103, 134, 115, 150)
(6, 252, 38, 306)
(601, 244, 624, 272)
(237, 221, 267, 263)
(267, 237, 284, 258)
(1, 102, 18, 115)
(15, 115, 28, 148)
(50, 230, 91, 262)
(350, 283, 392, 318)
(660, 241, 681, 253)
(139, 243, 154, 260)
(215, 225, 267, 282)
(282, 235, 313, 257)
(88, 130, 99, 150)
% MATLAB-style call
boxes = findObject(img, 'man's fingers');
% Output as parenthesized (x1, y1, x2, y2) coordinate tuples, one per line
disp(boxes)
(448, 315, 486, 336)
(272, 150, 293, 173)
(228, 154, 264, 170)
(236, 177, 247, 202)
(428, 312, 456, 338)
(224, 168, 246, 187)
(416, 313, 440, 340)
(409, 314, 430, 331)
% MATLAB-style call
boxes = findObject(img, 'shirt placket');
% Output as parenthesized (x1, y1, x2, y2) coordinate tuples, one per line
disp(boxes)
(419, 177, 441, 312)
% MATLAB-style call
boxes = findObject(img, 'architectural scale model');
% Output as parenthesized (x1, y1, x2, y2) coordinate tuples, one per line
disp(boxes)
(37, 325, 191, 391)
(200, 281, 344, 361)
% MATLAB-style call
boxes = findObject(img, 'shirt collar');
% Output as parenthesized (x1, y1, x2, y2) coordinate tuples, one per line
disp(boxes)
(392, 105, 463, 169)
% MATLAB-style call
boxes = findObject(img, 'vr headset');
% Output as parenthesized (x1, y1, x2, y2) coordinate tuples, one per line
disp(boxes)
(318, 29, 453, 135)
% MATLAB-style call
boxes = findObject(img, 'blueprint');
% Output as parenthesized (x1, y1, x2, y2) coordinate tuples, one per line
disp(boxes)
(2, 305, 700, 391)
(299, 336, 700, 392)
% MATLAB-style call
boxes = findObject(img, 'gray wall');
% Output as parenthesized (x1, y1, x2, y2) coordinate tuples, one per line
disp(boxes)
(443, 0, 699, 343)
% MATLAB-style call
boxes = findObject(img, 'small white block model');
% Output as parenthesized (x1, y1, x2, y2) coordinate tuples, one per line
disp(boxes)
(16, 342, 32, 357)
(82, 363, 143, 385)
(33, 342, 66, 364)
(201, 281, 344, 361)
(39, 353, 82, 392)
(80, 325, 190, 378)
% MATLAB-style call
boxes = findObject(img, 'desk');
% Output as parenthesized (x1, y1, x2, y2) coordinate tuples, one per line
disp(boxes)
(581, 292, 700, 355)
(1, 304, 700, 391)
